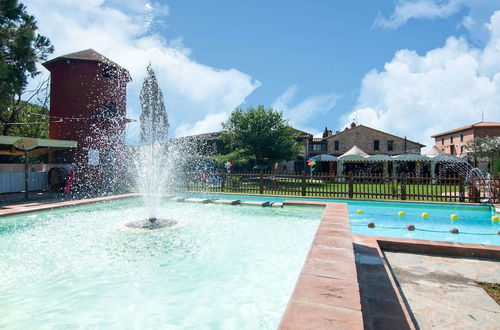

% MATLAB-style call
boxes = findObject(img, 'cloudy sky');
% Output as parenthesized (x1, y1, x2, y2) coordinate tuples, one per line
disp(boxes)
(24, 0, 500, 147)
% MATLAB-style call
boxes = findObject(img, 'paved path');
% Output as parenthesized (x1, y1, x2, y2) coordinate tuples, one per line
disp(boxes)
(385, 252, 500, 329)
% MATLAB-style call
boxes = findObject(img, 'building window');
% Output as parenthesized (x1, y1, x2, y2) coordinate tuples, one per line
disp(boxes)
(460, 134, 464, 142)
(460, 145, 464, 154)
(334, 140, 339, 151)
(450, 135, 453, 143)
(312, 144, 326, 151)
(441, 138, 444, 145)
(373, 140, 380, 151)
(387, 140, 394, 152)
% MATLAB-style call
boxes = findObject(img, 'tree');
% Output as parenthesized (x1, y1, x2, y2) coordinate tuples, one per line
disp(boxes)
(6, 101, 48, 138)
(221, 105, 301, 167)
(466, 136, 500, 173)
(139, 64, 168, 143)
(0, 0, 54, 135)
(466, 136, 500, 159)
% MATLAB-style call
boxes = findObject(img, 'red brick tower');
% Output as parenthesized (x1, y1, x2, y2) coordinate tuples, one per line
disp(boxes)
(43, 49, 131, 193)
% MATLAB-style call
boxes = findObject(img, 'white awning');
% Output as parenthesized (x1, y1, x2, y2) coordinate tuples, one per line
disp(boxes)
(339, 146, 369, 161)
(393, 154, 431, 162)
(431, 154, 467, 162)
(312, 154, 337, 162)
(0, 135, 77, 155)
(425, 146, 445, 158)
(367, 154, 393, 161)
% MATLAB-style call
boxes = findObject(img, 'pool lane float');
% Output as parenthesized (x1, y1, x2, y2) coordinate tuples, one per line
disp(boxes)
(421, 212, 429, 219)
(450, 214, 459, 220)
(492, 215, 500, 222)
(357, 209, 364, 215)
(398, 211, 405, 217)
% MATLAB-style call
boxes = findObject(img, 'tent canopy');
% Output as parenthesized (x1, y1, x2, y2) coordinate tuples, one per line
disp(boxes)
(425, 146, 446, 158)
(0, 136, 77, 156)
(312, 154, 337, 162)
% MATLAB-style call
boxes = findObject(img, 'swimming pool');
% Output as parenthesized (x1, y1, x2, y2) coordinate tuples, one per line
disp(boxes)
(0, 199, 321, 328)
(180, 193, 499, 246)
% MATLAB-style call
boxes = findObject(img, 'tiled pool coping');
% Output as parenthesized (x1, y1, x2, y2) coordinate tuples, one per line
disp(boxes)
(1, 195, 499, 329)
(278, 200, 363, 329)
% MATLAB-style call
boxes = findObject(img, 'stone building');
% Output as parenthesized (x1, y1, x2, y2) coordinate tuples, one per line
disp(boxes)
(324, 123, 424, 156)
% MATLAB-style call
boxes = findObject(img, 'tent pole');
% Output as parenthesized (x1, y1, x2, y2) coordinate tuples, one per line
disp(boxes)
(24, 150, 29, 201)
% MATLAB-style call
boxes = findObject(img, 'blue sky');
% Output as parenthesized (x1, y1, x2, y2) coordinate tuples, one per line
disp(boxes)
(24, 0, 500, 147)
(163, 0, 462, 115)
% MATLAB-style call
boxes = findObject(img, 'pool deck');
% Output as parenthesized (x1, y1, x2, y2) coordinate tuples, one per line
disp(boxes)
(1, 194, 499, 329)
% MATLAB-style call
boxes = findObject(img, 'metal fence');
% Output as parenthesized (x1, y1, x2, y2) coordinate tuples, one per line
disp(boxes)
(179, 171, 499, 203)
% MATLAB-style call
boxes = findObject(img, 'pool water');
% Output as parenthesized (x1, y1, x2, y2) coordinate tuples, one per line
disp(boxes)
(0, 199, 322, 329)
(180, 193, 499, 245)
(349, 202, 499, 245)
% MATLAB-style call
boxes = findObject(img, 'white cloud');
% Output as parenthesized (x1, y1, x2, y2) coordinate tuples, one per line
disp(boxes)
(374, 0, 464, 29)
(174, 112, 229, 137)
(374, 0, 500, 41)
(344, 10, 500, 149)
(24, 0, 260, 141)
(272, 85, 338, 134)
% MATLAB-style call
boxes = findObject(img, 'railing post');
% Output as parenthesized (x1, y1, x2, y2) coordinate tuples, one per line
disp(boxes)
(348, 172, 353, 198)
(401, 173, 407, 201)
(221, 170, 226, 192)
(458, 176, 465, 202)
(301, 171, 306, 196)
(259, 170, 264, 194)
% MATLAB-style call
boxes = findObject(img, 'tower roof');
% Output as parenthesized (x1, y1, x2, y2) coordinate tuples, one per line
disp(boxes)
(42, 49, 130, 79)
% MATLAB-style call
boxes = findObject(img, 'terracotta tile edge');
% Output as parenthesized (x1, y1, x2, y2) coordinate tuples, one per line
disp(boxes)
(0, 193, 141, 217)
(279, 202, 363, 329)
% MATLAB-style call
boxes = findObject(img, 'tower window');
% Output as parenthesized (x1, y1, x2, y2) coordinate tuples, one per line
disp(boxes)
(334, 140, 339, 151)
(373, 140, 380, 151)
(102, 65, 117, 79)
(101, 101, 117, 117)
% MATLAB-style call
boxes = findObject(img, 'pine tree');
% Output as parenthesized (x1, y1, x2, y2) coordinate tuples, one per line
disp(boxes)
(0, 0, 54, 135)
(139, 64, 169, 144)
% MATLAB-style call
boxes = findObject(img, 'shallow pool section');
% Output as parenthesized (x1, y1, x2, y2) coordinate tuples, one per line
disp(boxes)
(179, 193, 498, 245)
(0, 199, 322, 329)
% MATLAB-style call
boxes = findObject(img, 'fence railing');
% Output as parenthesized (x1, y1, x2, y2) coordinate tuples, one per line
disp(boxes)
(179, 171, 499, 203)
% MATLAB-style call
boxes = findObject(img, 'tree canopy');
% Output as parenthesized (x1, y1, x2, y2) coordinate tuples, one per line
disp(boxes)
(139, 64, 169, 144)
(221, 105, 300, 167)
(0, 0, 54, 134)
(466, 136, 500, 160)
(5, 100, 48, 137)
